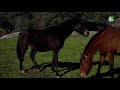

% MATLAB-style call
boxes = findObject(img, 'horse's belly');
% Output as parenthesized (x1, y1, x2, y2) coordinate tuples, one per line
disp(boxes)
(29, 38, 62, 52)
(37, 47, 52, 52)
(32, 44, 53, 52)
(29, 42, 56, 52)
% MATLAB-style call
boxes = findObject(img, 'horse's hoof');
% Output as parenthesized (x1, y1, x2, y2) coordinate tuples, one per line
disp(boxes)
(36, 66, 44, 72)
(53, 72, 56, 75)
(52, 72, 60, 78)
(20, 70, 25, 74)
(56, 76, 60, 78)
(37, 69, 41, 72)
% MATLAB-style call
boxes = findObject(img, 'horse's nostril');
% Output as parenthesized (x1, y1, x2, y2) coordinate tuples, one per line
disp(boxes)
(84, 31, 89, 37)
(87, 31, 89, 35)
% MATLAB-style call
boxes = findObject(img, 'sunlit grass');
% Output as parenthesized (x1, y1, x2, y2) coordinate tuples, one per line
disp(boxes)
(0, 34, 120, 78)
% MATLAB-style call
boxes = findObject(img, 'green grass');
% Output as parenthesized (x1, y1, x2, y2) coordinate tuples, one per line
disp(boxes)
(0, 35, 120, 78)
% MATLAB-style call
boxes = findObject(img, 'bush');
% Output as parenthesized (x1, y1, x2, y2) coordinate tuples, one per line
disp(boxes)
(0, 28, 7, 37)
(0, 12, 120, 32)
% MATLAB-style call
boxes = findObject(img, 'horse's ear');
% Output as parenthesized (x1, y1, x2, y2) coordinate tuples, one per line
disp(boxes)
(74, 13, 82, 19)
(75, 13, 81, 17)
(81, 54, 87, 60)
(84, 55, 88, 59)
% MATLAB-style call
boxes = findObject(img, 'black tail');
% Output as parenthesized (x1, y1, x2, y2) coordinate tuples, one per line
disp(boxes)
(17, 33, 22, 61)
(16, 31, 28, 70)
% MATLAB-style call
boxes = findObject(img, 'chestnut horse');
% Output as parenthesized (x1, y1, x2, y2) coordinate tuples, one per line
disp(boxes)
(80, 25, 120, 78)
(17, 17, 89, 78)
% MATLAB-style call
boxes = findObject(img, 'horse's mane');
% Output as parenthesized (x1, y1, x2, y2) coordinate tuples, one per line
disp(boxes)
(47, 17, 81, 29)
(83, 25, 108, 54)
(89, 25, 108, 38)
(27, 17, 81, 31)
(82, 21, 107, 31)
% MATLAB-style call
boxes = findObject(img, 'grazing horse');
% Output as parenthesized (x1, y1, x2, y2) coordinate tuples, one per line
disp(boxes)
(80, 25, 120, 78)
(17, 17, 89, 77)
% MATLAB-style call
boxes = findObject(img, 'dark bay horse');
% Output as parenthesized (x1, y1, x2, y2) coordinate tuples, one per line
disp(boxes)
(80, 25, 120, 78)
(17, 17, 89, 77)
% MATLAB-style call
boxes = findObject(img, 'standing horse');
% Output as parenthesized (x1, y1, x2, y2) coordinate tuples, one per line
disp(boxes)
(80, 25, 120, 78)
(17, 17, 89, 77)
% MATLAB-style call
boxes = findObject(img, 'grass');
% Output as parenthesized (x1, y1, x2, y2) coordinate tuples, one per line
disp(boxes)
(0, 34, 120, 78)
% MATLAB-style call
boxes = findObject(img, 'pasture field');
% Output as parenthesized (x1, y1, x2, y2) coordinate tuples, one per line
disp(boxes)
(0, 34, 120, 78)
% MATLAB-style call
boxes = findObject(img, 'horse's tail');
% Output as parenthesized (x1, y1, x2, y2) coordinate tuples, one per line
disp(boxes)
(16, 31, 28, 65)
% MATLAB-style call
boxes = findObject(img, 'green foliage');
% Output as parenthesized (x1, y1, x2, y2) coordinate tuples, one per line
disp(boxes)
(0, 28, 6, 37)
(0, 12, 120, 33)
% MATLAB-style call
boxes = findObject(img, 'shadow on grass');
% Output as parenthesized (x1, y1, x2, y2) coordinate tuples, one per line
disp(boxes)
(89, 67, 120, 78)
(24, 60, 108, 77)
(24, 61, 80, 77)
(24, 60, 120, 78)
(90, 60, 120, 78)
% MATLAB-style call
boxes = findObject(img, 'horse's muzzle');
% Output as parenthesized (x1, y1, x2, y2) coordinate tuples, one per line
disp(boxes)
(84, 31, 89, 37)
(80, 73, 87, 78)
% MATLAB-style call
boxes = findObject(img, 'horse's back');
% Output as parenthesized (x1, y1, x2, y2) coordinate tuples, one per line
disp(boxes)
(21, 28, 64, 52)
(85, 25, 120, 53)
(97, 26, 120, 52)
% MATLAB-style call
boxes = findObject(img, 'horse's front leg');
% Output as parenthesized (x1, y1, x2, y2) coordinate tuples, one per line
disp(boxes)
(97, 63, 102, 76)
(51, 55, 55, 73)
(52, 50, 60, 78)
(96, 52, 106, 77)
(107, 52, 114, 78)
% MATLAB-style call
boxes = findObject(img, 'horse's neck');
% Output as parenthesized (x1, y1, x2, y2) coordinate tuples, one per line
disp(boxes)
(84, 43, 98, 60)
(59, 25, 74, 39)
(64, 28, 74, 39)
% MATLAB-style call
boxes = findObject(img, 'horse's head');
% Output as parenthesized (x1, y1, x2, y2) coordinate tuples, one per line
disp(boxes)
(66, 17, 89, 37)
(80, 55, 92, 78)
(74, 24, 89, 37)
(73, 19, 89, 37)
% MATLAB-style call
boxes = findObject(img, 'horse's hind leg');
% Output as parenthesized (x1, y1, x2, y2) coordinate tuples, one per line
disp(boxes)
(19, 48, 28, 74)
(107, 52, 114, 78)
(30, 49, 41, 71)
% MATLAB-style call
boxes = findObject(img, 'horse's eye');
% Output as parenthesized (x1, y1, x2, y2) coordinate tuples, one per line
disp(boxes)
(80, 59, 84, 66)
(81, 56, 85, 60)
